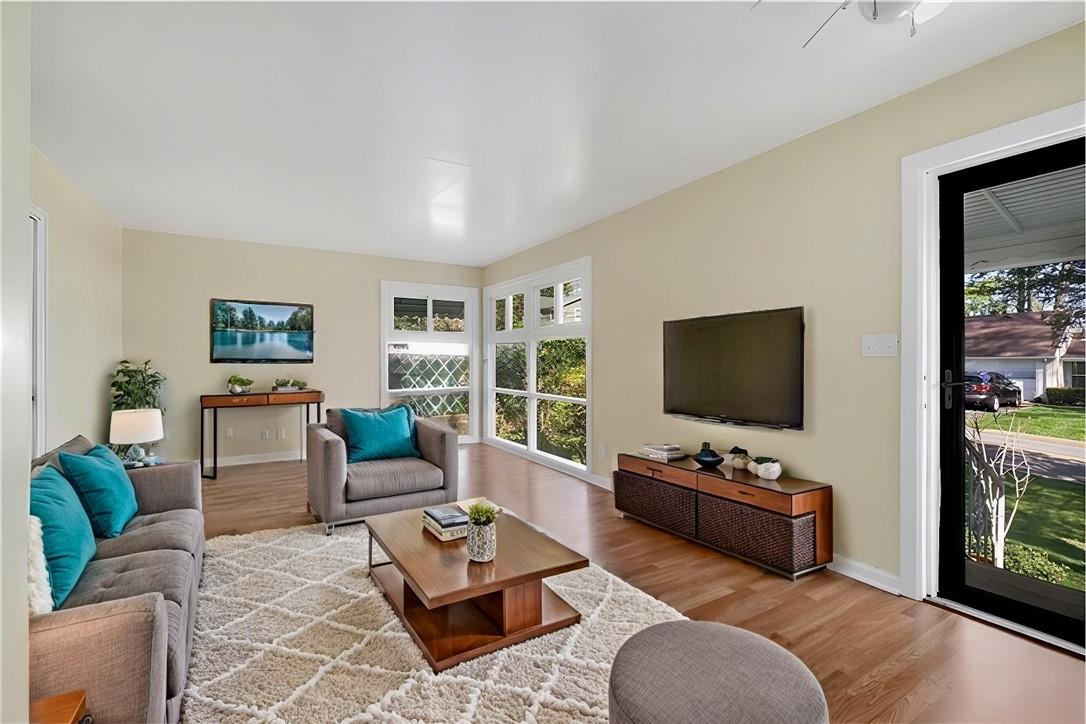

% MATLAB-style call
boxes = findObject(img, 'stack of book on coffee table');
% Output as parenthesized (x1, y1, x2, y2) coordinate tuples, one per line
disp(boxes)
(422, 505, 469, 541)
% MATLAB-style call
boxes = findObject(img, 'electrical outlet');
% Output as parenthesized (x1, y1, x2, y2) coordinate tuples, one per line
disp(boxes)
(597, 443, 606, 461)
(225, 428, 234, 439)
(278, 427, 286, 440)
(262, 429, 270, 440)
(861, 333, 899, 358)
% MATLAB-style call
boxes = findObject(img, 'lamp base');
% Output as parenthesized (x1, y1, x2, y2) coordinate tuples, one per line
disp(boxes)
(124, 444, 147, 463)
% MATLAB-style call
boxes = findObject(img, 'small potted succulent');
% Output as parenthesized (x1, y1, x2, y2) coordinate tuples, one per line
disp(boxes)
(227, 374, 254, 394)
(273, 377, 307, 391)
(466, 500, 500, 563)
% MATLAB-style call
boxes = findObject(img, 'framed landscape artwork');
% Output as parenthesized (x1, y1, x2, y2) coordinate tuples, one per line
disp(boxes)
(210, 299, 314, 363)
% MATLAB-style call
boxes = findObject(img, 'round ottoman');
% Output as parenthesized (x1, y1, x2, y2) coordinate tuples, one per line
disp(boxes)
(608, 621, 828, 724)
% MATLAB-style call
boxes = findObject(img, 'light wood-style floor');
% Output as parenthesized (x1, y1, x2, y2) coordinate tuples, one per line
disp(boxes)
(203, 444, 1085, 723)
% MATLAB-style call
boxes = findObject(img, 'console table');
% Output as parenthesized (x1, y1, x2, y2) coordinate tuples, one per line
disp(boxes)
(614, 453, 832, 578)
(199, 389, 325, 479)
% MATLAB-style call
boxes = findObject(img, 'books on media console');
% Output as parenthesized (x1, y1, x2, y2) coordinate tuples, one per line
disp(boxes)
(423, 515, 467, 541)
(638, 444, 686, 461)
(424, 506, 469, 529)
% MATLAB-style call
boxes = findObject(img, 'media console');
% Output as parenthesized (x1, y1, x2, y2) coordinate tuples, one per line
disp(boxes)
(614, 453, 832, 579)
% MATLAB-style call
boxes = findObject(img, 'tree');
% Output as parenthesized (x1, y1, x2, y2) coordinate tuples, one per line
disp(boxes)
(964, 260, 1085, 346)
(965, 412, 1031, 569)
(240, 306, 259, 330)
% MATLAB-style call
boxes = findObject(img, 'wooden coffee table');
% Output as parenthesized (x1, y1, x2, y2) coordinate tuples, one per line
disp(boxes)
(366, 505, 589, 671)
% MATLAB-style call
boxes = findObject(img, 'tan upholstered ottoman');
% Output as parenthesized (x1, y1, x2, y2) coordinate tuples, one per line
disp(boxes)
(609, 620, 828, 724)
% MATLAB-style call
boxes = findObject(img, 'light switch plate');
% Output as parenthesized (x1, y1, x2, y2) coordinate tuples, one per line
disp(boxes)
(862, 333, 899, 357)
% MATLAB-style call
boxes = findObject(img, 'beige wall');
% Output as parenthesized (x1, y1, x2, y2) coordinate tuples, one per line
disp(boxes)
(31, 148, 123, 448)
(1, 4, 32, 720)
(482, 26, 1086, 575)
(122, 230, 482, 462)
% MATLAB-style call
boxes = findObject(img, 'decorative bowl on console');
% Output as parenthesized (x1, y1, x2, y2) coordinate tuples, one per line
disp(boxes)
(747, 457, 783, 480)
(692, 442, 724, 468)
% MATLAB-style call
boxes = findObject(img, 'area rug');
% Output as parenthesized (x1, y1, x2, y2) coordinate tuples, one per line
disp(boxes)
(182, 523, 683, 723)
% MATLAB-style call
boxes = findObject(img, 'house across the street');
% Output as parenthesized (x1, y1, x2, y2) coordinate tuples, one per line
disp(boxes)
(965, 311, 1085, 401)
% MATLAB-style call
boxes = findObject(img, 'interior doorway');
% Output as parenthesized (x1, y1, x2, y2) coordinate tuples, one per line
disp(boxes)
(937, 138, 1084, 644)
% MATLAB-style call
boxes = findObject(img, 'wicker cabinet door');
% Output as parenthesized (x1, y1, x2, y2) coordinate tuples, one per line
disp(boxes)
(613, 471, 697, 538)
(697, 493, 816, 573)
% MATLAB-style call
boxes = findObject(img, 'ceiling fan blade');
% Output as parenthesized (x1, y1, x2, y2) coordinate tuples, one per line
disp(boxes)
(803, 0, 851, 49)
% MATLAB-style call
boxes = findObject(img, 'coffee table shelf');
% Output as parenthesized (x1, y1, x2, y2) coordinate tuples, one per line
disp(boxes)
(366, 505, 589, 672)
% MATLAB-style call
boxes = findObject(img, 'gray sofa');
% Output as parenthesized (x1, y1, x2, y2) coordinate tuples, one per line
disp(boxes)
(307, 408, 458, 533)
(29, 435, 203, 724)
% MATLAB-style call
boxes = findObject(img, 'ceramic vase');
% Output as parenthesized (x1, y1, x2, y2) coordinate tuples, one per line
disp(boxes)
(757, 461, 783, 480)
(467, 522, 496, 562)
(692, 442, 724, 468)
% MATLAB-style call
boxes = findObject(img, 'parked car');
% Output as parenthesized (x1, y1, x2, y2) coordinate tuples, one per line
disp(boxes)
(964, 371, 1022, 411)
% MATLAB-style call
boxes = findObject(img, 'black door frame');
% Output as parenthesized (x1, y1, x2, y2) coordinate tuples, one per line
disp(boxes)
(937, 136, 1084, 645)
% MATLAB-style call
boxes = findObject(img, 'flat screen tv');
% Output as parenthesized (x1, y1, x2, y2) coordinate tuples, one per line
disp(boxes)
(210, 298, 314, 363)
(663, 306, 804, 429)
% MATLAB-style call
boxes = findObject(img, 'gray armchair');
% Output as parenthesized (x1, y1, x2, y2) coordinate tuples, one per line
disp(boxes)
(307, 408, 459, 534)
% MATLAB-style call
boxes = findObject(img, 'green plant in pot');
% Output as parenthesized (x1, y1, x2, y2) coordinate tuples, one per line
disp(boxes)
(227, 374, 254, 394)
(466, 501, 500, 563)
(109, 359, 166, 455)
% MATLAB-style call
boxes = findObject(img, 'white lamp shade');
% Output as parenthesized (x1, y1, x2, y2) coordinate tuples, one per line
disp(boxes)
(109, 408, 164, 445)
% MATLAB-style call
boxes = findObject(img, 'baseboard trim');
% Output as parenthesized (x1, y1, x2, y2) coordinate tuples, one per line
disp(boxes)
(828, 555, 902, 596)
(480, 438, 611, 489)
(216, 451, 305, 467)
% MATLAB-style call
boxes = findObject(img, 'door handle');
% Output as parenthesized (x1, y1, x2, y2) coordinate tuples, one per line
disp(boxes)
(941, 370, 967, 409)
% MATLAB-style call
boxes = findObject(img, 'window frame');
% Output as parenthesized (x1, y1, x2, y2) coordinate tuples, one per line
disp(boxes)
(484, 258, 592, 474)
(380, 280, 480, 442)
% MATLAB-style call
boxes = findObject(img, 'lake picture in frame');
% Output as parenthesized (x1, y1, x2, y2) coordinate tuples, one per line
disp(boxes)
(210, 298, 314, 363)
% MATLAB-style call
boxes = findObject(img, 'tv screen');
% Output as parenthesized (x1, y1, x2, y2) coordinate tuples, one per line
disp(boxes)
(663, 307, 803, 429)
(210, 299, 314, 363)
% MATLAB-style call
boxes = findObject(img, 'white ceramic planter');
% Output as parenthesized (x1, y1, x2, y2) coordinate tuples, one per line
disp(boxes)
(467, 522, 496, 562)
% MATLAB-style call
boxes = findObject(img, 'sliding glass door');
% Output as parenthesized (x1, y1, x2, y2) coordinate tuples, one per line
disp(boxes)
(937, 137, 1084, 644)
(486, 260, 591, 470)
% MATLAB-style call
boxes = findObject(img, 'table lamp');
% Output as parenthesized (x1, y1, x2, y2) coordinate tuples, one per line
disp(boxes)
(109, 408, 164, 464)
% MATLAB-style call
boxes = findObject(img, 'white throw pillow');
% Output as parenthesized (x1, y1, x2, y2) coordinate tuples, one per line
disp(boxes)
(27, 515, 53, 615)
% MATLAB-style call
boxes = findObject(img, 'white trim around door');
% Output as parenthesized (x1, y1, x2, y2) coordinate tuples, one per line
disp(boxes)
(30, 205, 47, 457)
(899, 101, 1085, 602)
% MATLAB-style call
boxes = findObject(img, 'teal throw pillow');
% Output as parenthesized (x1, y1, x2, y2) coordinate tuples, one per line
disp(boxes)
(59, 445, 138, 538)
(343, 405, 421, 463)
(29, 465, 97, 609)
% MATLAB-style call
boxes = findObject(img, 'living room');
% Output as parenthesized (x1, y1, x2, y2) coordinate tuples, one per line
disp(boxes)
(3, 3, 1085, 723)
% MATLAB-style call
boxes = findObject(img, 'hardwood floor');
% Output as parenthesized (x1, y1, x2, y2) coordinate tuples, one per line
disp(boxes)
(203, 444, 1085, 723)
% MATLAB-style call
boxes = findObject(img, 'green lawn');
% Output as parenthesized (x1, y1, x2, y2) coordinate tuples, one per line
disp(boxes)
(1008, 477, 1085, 590)
(982, 404, 1085, 442)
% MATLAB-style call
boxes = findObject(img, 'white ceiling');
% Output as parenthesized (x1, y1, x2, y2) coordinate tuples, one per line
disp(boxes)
(31, 2, 1083, 267)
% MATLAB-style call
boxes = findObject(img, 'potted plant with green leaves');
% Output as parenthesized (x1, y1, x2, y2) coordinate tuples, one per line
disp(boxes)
(227, 374, 254, 394)
(109, 359, 166, 455)
(466, 500, 500, 562)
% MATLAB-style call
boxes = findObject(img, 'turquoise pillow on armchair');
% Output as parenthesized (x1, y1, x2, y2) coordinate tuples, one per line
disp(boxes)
(343, 405, 421, 463)
(59, 445, 138, 538)
(29, 465, 97, 609)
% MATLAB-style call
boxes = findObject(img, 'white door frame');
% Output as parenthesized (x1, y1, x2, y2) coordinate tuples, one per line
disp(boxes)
(29, 205, 47, 457)
(899, 102, 1085, 601)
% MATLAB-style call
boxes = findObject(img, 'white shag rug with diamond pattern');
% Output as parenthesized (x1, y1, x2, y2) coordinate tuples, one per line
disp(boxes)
(183, 523, 683, 723)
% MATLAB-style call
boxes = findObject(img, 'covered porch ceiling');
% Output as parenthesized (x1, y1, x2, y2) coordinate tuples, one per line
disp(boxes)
(964, 164, 1085, 273)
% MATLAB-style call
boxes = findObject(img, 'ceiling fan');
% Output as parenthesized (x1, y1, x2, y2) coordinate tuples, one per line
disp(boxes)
(751, 0, 951, 48)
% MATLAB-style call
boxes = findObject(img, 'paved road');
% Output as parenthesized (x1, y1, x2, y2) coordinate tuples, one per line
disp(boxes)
(977, 429, 1084, 483)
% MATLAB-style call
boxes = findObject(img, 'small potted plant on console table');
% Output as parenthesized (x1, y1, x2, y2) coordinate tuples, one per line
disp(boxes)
(466, 501, 500, 563)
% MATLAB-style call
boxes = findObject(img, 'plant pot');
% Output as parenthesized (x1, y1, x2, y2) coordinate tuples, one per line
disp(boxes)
(467, 522, 496, 562)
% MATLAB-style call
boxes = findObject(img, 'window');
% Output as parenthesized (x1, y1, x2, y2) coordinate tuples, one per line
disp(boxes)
(381, 282, 479, 439)
(1072, 361, 1085, 389)
(485, 258, 590, 471)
